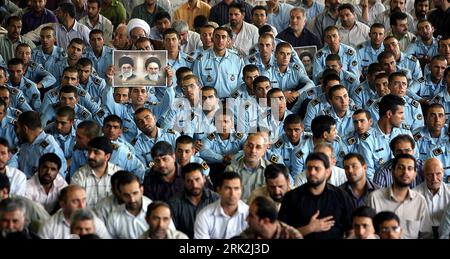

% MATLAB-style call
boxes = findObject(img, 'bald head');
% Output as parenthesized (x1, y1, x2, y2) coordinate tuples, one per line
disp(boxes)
(423, 158, 444, 193)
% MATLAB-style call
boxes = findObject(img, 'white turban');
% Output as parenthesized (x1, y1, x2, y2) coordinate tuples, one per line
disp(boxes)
(127, 18, 151, 38)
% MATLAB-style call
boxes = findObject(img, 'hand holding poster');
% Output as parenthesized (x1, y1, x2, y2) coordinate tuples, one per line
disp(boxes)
(113, 50, 168, 87)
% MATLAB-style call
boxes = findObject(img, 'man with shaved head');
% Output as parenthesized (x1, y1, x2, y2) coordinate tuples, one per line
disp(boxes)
(414, 158, 450, 238)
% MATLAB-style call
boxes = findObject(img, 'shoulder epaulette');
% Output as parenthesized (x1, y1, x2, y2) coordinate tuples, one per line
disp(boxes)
(433, 147, 443, 156)
(417, 77, 425, 83)
(351, 60, 358, 67)
(402, 124, 411, 130)
(207, 133, 215, 140)
(80, 110, 89, 119)
(409, 55, 418, 62)
(94, 77, 101, 85)
(347, 76, 355, 83)
(50, 90, 58, 97)
(112, 143, 119, 150)
(235, 132, 243, 139)
(311, 99, 320, 106)
(231, 90, 239, 99)
(25, 82, 32, 88)
(413, 132, 422, 142)
(295, 150, 304, 158)
(167, 129, 176, 134)
(316, 50, 323, 58)
(196, 53, 203, 60)
(360, 132, 370, 140)
(411, 100, 419, 108)
(10, 88, 18, 95)
(186, 55, 194, 63)
(201, 161, 209, 170)
(274, 139, 283, 148)
(40, 140, 49, 149)
(347, 136, 356, 145)
(269, 154, 279, 163)
(354, 86, 362, 94)
(346, 48, 354, 56)
(78, 90, 86, 97)
(96, 110, 105, 118)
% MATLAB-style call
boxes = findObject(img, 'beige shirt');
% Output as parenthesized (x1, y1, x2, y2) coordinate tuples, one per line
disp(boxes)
(368, 187, 433, 239)
(225, 158, 269, 202)
(247, 186, 288, 211)
(71, 162, 122, 208)
(414, 182, 450, 227)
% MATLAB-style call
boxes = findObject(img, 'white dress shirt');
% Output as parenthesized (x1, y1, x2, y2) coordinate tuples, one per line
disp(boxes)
(181, 30, 203, 55)
(71, 162, 122, 208)
(106, 196, 153, 239)
(4, 166, 27, 196)
(294, 166, 348, 187)
(25, 173, 68, 213)
(94, 194, 120, 223)
(414, 182, 450, 227)
(39, 209, 111, 239)
(194, 199, 248, 239)
(225, 21, 259, 56)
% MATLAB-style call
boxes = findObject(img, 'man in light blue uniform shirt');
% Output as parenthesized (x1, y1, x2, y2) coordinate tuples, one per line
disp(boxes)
(358, 94, 413, 180)
(368, 72, 424, 132)
(409, 55, 447, 101)
(31, 26, 67, 80)
(76, 58, 106, 105)
(259, 89, 293, 143)
(16, 43, 56, 89)
(384, 36, 423, 79)
(133, 107, 180, 168)
(193, 26, 244, 99)
(357, 23, 385, 77)
(351, 63, 385, 109)
(6, 58, 41, 111)
(0, 85, 32, 113)
(0, 99, 19, 149)
(312, 26, 359, 83)
(44, 106, 78, 160)
(405, 20, 438, 64)
(16, 111, 67, 178)
(83, 29, 113, 79)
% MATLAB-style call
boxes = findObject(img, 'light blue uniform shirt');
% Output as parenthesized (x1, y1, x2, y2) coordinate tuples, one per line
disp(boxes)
(0, 116, 18, 149)
(24, 61, 57, 88)
(312, 43, 359, 83)
(6, 77, 41, 111)
(134, 128, 180, 168)
(7, 87, 32, 112)
(356, 40, 384, 76)
(405, 37, 438, 60)
(358, 125, 412, 180)
(397, 52, 423, 80)
(18, 131, 67, 178)
(193, 48, 244, 98)
(200, 132, 246, 163)
(413, 126, 450, 162)
(44, 122, 77, 159)
(83, 45, 113, 79)
(31, 45, 67, 81)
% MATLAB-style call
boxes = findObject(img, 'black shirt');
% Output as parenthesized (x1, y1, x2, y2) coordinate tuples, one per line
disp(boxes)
(276, 27, 323, 49)
(168, 188, 220, 238)
(429, 7, 450, 37)
(278, 183, 354, 239)
(209, 0, 253, 26)
(143, 164, 184, 202)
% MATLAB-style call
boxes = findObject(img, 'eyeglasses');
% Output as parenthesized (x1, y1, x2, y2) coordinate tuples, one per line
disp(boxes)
(380, 226, 401, 233)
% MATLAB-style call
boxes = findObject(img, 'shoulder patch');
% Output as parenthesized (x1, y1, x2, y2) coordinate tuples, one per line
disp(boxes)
(201, 161, 209, 170)
(79, 90, 86, 97)
(351, 60, 358, 67)
(433, 147, 443, 156)
(186, 55, 194, 63)
(25, 82, 32, 88)
(235, 132, 243, 139)
(196, 53, 203, 60)
(360, 132, 370, 140)
(29, 62, 36, 68)
(269, 154, 279, 163)
(10, 88, 18, 95)
(80, 110, 89, 119)
(295, 150, 304, 158)
(411, 100, 419, 108)
(417, 77, 425, 83)
(274, 139, 283, 148)
(51, 90, 58, 97)
(94, 78, 101, 85)
(316, 50, 323, 58)
(347, 136, 356, 145)
(307, 89, 314, 96)
(354, 86, 362, 94)
(409, 55, 417, 62)
(18, 96, 26, 104)
(208, 133, 215, 140)
(413, 132, 422, 142)
(347, 76, 355, 83)
(357, 44, 364, 49)
(148, 161, 155, 168)
(311, 99, 320, 106)
(293, 63, 300, 70)
(416, 113, 423, 120)
(40, 140, 49, 149)
(346, 48, 354, 56)
(231, 90, 239, 99)
(14, 109, 22, 117)
(96, 110, 105, 118)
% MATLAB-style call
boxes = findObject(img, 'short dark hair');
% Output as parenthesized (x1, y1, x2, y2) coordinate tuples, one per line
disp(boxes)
(181, 163, 204, 178)
(110, 170, 132, 189)
(89, 29, 103, 38)
(377, 50, 395, 63)
(59, 85, 78, 97)
(176, 135, 194, 147)
(59, 2, 76, 18)
(325, 53, 341, 63)
(18, 111, 41, 130)
(103, 114, 123, 128)
(163, 28, 179, 38)
(146, 201, 170, 218)
(39, 153, 62, 171)
(367, 63, 384, 75)
(6, 16, 21, 27)
(353, 109, 372, 121)
(311, 115, 336, 139)
(392, 153, 416, 172)
(229, 2, 245, 14)
(251, 196, 278, 223)
(258, 25, 274, 36)
(175, 66, 192, 84)
(154, 11, 171, 25)
(77, 57, 93, 68)
(322, 72, 340, 88)
(151, 141, 174, 158)
(389, 134, 415, 153)
(69, 37, 85, 47)
(252, 75, 270, 91)
(373, 211, 400, 233)
(243, 64, 259, 76)
(370, 23, 385, 30)
(77, 121, 101, 139)
(378, 94, 405, 118)
(116, 170, 140, 190)
(284, 114, 302, 126)
(217, 171, 241, 188)
(327, 85, 347, 101)
(263, 163, 290, 181)
(338, 3, 355, 13)
(251, 5, 267, 16)
(352, 206, 376, 220)
(343, 153, 366, 166)
(305, 152, 331, 169)
(389, 11, 408, 26)
(7, 58, 24, 67)
(388, 71, 407, 84)
(0, 137, 9, 150)
(193, 15, 208, 30)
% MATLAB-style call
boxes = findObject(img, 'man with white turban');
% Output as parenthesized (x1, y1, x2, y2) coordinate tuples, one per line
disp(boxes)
(127, 18, 151, 46)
